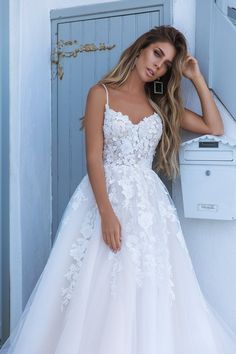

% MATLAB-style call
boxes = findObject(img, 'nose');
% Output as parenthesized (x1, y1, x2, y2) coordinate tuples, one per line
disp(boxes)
(155, 59, 164, 69)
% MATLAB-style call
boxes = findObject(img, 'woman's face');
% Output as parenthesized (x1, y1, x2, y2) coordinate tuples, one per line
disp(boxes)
(136, 41, 177, 82)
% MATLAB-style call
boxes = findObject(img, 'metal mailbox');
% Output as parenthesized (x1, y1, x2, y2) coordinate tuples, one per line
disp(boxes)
(178, 134, 236, 220)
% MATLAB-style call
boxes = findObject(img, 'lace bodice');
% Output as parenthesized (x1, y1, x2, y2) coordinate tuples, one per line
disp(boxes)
(101, 84, 163, 168)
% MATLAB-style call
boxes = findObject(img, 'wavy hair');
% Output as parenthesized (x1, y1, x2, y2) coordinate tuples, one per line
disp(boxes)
(80, 25, 188, 180)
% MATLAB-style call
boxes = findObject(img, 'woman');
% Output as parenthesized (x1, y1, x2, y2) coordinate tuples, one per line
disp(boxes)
(1, 25, 236, 354)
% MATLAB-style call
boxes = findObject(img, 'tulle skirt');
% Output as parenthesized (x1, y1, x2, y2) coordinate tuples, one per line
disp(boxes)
(1, 163, 236, 353)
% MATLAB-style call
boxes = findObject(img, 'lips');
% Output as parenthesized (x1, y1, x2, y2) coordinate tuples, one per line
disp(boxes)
(146, 68, 155, 77)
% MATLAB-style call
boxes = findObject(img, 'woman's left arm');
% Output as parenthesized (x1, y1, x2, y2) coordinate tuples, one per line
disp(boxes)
(180, 55, 224, 136)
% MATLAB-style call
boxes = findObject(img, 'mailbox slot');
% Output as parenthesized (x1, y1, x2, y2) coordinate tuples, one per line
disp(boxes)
(199, 141, 219, 148)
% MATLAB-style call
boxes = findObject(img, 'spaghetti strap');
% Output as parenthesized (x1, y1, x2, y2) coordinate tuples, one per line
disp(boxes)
(101, 83, 109, 106)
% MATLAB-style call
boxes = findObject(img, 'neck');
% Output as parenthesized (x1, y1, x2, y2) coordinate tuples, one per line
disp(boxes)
(120, 68, 146, 95)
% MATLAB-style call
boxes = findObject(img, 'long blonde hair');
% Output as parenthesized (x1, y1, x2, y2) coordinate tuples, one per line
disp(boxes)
(81, 25, 188, 180)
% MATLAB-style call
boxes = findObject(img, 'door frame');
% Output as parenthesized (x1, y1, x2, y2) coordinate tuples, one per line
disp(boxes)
(0, 0, 10, 346)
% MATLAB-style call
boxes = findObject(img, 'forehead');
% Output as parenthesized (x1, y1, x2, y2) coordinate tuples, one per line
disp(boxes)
(148, 41, 176, 59)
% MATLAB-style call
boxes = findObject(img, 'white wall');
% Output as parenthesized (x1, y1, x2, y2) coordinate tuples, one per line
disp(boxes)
(173, 0, 236, 333)
(8, 0, 236, 335)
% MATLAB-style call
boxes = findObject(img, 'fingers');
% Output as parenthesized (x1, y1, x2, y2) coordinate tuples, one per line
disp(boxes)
(110, 233, 117, 252)
(102, 229, 122, 253)
(110, 231, 121, 253)
(114, 228, 122, 252)
(102, 232, 108, 247)
(101, 214, 122, 253)
(185, 54, 198, 64)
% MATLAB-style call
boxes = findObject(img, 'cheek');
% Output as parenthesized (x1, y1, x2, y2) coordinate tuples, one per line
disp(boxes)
(160, 64, 169, 74)
(161, 67, 167, 74)
(137, 55, 147, 71)
(147, 51, 155, 62)
(141, 51, 152, 63)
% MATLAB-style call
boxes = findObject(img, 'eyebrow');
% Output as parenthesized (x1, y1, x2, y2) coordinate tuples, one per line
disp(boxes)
(156, 47, 173, 65)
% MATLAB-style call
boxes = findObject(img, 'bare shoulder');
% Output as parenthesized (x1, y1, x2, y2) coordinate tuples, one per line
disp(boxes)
(87, 83, 106, 104)
(84, 84, 107, 128)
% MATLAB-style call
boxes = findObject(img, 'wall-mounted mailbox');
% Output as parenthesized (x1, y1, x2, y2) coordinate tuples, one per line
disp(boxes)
(179, 134, 236, 220)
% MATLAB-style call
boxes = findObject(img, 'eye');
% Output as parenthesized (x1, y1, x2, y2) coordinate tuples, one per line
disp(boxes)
(154, 50, 160, 57)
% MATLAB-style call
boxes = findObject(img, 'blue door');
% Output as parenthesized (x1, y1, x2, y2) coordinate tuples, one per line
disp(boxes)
(51, 0, 172, 241)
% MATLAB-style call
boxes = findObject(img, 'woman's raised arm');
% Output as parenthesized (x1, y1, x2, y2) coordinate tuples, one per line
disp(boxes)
(180, 55, 224, 135)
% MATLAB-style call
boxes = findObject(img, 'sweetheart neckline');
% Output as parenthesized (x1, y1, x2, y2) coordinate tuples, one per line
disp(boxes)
(105, 103, 160, 126)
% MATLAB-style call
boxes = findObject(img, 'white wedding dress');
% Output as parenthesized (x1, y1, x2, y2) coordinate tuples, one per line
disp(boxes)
(1, 83, 236, 354)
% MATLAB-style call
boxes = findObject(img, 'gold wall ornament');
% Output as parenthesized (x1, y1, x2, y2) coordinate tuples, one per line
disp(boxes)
(51, 40, 116, 80)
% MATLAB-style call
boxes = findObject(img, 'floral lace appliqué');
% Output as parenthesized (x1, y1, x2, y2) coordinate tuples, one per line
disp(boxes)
(61, 205, 97, 312)
(104, 164, 176, 306)
(103, 104, 163, 168)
